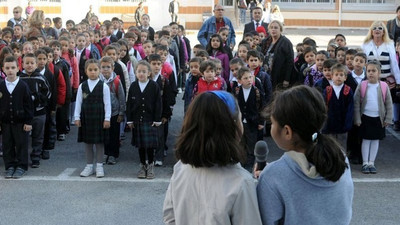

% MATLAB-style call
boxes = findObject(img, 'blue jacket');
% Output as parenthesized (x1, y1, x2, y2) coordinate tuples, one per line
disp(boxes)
(197, 16, 236, 47)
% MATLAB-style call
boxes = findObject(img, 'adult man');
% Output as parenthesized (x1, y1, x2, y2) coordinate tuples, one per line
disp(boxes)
(387, 6, 400, 42)
(7, 6, 24, 28)
(197, 4, 236, 49)
(244, 7, 268, 34)
(169, 0, 180, 23)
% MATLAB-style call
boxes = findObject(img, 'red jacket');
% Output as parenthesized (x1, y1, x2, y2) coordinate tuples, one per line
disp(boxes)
(194, 77, 224, 97)
(61, 52, 80, 89)
(48, 62, 67, 105)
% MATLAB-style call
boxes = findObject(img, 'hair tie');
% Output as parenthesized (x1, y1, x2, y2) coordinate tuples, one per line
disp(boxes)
(312, 132, 318, 142)
(210, 91, 236, 116)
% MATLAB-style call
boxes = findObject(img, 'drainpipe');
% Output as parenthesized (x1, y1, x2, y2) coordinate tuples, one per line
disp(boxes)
(338, 0, 342, 26)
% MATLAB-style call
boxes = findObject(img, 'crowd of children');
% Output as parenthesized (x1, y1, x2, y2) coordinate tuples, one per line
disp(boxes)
(0, 5, 398, 180)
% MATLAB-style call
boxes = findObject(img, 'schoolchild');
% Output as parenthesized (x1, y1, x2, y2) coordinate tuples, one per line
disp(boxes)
(1, 28, 13, 45)
(12, 24, 26, 44)
(354, 60, 393, 174)
(19, 53, 51, 168)
(124, 32, 142, 61)
(327, 41, 337, 59)
(208, 58, 228, 90)
(247, 50, 272, 104)
(192, 44, 205, 58)
(314, 58, 337, 93)
(126, 60, 162, 179)
(257, 85, 353, 225)
(155, 44, 178, 95)
(92, 30, 103, 57)
(304, 50, 328, 87)
(0, 56, 34, 178)
(322, 63, 354, 150)
(103, 44, 129, 95)
(218, 27, 234, 60)
(158, 37, 178, 81)
(183, 57, 203, 113)
(192, 61, 226, 97)
(335, 33, 347, 47)
(195, 49, 209, 62)
(298, 47, 317, 84)
(149, 54, 174, 166)
(336, 46, 347, 65)
(74, 59, 111, 178)
(82, 31, 101, 60)
(117, 39, 136, 84)
(228, 57, 246, 93)
(75, 33, 95, 84)
(237, 42, 251, 66)
(99, 56, 125, 165)
(206, 34, 230, 83)
(234, 67, 266, 171)
(138, 14, 155, 41)
(142, 40, 154, 61)
(345, 49, 357, 72)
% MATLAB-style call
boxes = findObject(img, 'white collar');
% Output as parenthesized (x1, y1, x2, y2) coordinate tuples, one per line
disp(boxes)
(5, 77, 19, 85)
(39, 67, 46, 75)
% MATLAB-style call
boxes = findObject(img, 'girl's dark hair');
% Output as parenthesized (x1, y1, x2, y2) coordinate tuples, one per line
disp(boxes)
(323, 58, 338, 68)
(117, 39, 131, 65)
(53, 17, 62, 24)
(85, 59, 100, 71)
(195, 50, 209, 58)
(316, 50, 329, 59)
(270, 85, 348, 182)
(66, 20, 75, 26)
(189, 57, 203, 64)
(303, 46, 317, 56)
(335, 46, 348, 56)
(193, 44, 206, 50)
(206, 34, 226, 54)
(230, 57, 245, 66)
(175, 92, 245, 167)
(199, 60, 216, 74)
(0, 47, 14, 67)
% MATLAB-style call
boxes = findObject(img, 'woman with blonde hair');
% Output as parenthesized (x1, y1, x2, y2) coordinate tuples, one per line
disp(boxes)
(27, 10, 46, 38)
(361, 21, 400, 130)
(270, 5, 284, 24)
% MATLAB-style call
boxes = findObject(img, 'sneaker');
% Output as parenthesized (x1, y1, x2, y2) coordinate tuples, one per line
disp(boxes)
(80, 165, 94, 177)
(120, 133, 126, 140)
(96, 166, 104, 178)
(155, 160, 163, 166)
(58, 134, 66, 141)
(361, 164, 370, 174)
(13, 167, 25, 179)
(369, 165, 377, 174)
(137, 164, 147, 179)
(107, 156, 117, 165)
(41, 150, 50, 160)
(147, 163, 155, 179)
(178, 88, 182, 94)
(5, 167, 15, 179)
(31, 160, 40, 168)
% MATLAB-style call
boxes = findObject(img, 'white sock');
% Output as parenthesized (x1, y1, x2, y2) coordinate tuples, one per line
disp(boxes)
(97, 163, 103, 168)
(368, 161, 375, 166)
(86, 164, 93, 168)
(368, 140, 379, 163)
(361, 139, 371, 163)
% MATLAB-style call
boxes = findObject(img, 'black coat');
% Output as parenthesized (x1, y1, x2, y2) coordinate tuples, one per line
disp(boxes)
(243, 21, 269, 35)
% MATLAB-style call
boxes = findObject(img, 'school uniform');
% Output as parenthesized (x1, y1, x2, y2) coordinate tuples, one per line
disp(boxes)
(76, 47, 93, 84)
(253, 66, 272, 104)
(126, 80, 162, 149)
(40, 67, 57, 150)
(183, 73, 200, 113)
(54, 58, 72, 138)
(0, 78, 34, 171)
(138, 25, 155, 41)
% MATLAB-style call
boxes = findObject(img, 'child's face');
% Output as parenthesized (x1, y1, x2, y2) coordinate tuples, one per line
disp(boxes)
(193, 47, 200, 56)
(70, 30, 78, 38)
(38, 37, 46, 47)
(112, 20, 119, 29)
(304, 52, 316, 65)
(150, 60, 162, 75)
(13, 48, 22, 58)
(189, 62, 200, 76)
(31, 40, 39, 51)
(336, 50, 345, 64)
(156, 50, 168, 63)
(296, 46, 304, 55)
(323, 67, 332, 80)
(239, 72, 254, 89)
(37, 53, 48, 69)
(13, 9, 22, 19)
(76, 25, 82, 33)
(107, 26, 113, 35)
(238, 46, 248, 61)
(315, 54, 326, 71)
(215, 63, 222, 76)
(327, 46, 335, 58)
(60, 40, 69, 53)
(66, 23, 74, 31)
(210, 37, 221, 49)
(3, 61, 19, 80)
(76, 36, 86, 49)
(170, 24, 179, 36)
(23, 44, 33, 55)
(353, 56, 366, 72)
(219, 30, 229, 43)
(83, 33, 91, 45)
(52, 46, 61, 60)
(154, 33, 159, 42)
(332, 71, 346, 86)
(44, 20, 51, 28)
(13, 26, 22, 37)
(244, 36, 254, 48)
(136, 64, 150, 82)
(366, 64, 380, 84)
(345, 54, 355, 71)
(143, 43, 152, 56)
(100, 26, 107, 37)
(55, 21, 62, 29)
(94, 33, 100, 43)
(203, 66, 216, 82)
(105, 49, 118, 62)
(141, 15, 150, 27)
(119, 45, 127, 59)
(126, 37, 136, 47)
(23, 57, 37, 74)
(253, 35, 260, 46)
(3, 34, 12, 44)
(247, 55, 260, 70)
(259, 32, 265, 40)
(230, 63, 241, 78)
(335, 36, 346, 47)
(47, 53, 54, 63)
(101, 62, 114, 78)
(86, 63, 100, 80)
(141, 32, 148, 42)
(90, 17, 98, 27)
(69, 39, 76, 50)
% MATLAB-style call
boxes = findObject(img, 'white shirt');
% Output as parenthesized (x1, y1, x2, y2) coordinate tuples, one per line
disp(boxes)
(242, 86, 251, 123)
(139, 80, 149, 92)
(74, 78, 111, 121)
(153, 73, 160, 82)
(5, 77, 19, 94)
(364, 83, 380, 117)
(332, 83, 344, 99)
(254, 20, 261, 30)
(39, 68, 45, 76)
(352, 70, 365, 85)
(76, 48, 84, 63)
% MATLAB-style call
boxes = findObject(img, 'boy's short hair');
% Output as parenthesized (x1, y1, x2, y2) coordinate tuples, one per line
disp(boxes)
(14, 24, 23, 31)
(100, 56, 114, 65)
(53, 17, 62, 24)
(41, 46, 54, 55)
(1, 27, 13, 37)
(141, 14, 150, 19)
(23, 53, 36, 62)
(345, 48, 357, 56)
(193, 44, 206, 50)
(59, 30, 70, 38)
(27, 36, 38, 42)
(22, 41, 33, 48)
(189, 57, 203, 64)
(141, 29, 149, 34)
(158, 30, 170, 37)
(316, 50, 329, 58)
(111, 17, 119, 22)
(66, 20, 75, 26)
(208, 58, 222, 66)
(335, 33, 346, 41)
(331, 63, 347, 75)
(302, 38, 317, 48)
(148, 54, 162, 63)
(34, 49, 47, 57)
(230, 57, 245, 67)
(143, 40, 154, 46)
(238, 42, 251, 50)
(303, 46, 317, 56)
(237, 67, 251, 80)
(155, 44, 168, 53)
(49, 40, 62, 49)
(354, 52, 367, 61)
(335, 46, 348, 55)
(195, 50, 209, 58)
(59, 36, 70, 42)
(124, 32, 136, 39)
(3, 55, 18, 65)
(103, 45, 118, 53)
(323, 59, 338, 69)
(69, 27, 78, 33)
(199, 60, 216, 74)
(243, 32, 254, 39)
(10, 42, 22, 51)
(246, 50, 261, 60)
(76, 33, 86, 40)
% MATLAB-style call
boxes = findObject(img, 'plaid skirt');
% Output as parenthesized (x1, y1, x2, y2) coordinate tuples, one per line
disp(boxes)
(131, 122, 159, 148)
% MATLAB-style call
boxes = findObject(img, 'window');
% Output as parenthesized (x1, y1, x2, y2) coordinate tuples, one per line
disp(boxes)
(221, 0, 234, 6)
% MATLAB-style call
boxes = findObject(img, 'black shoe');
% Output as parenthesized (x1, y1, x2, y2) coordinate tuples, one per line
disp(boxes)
(41, 150, 50, 160)
(31, 160, 40, 168)
(13, 167, 25, 179)
(5, 167, 15, 179)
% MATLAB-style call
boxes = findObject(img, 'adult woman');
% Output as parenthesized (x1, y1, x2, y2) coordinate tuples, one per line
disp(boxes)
(362, 21, 400, 129)
(270, 5, 284, 24)
(261, 20, 293, 88)
(27, 10, 46, 38)
(163, 91, 262, 225)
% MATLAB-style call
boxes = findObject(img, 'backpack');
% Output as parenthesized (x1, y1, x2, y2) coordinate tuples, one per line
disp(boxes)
(107, 75, 121, 95)
(360, 80, 388, 103)
(325, 85, 351, 106)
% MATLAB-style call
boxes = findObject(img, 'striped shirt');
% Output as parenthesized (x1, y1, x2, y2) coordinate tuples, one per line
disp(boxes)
(367, 44, 391, 78)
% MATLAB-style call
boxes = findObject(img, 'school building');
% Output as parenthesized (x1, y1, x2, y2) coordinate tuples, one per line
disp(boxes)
(0, 0, 399, 29)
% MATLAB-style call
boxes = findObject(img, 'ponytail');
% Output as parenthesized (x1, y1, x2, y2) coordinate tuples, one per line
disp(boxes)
(306, 133, 348, 182)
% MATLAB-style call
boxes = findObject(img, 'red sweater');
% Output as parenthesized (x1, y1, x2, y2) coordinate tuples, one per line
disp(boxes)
(48, 62, 67, 105)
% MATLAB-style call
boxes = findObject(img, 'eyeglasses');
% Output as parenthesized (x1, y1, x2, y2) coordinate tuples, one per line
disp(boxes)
(373, 27, 383, 31)
(215, 9, 224, 11)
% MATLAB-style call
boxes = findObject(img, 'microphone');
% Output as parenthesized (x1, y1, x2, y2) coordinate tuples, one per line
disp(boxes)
(254, 140, 269, 171)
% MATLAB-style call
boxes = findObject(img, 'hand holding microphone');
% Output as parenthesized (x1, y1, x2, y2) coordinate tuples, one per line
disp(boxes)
(253, 140, 269, 178)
